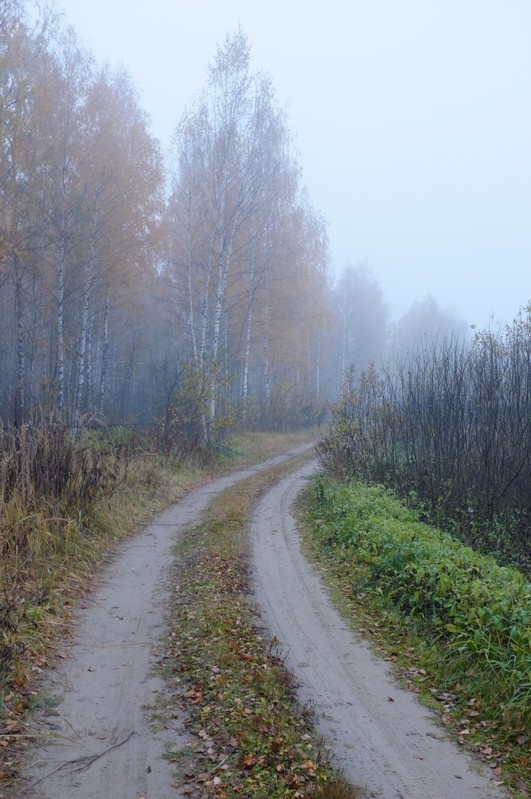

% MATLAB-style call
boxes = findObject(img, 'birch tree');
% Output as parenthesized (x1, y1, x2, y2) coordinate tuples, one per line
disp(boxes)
(0, 5, 54, 423)
(167, 29, 330, 435)
(76, 67, 164, 421)
(0, 6, 164, 425)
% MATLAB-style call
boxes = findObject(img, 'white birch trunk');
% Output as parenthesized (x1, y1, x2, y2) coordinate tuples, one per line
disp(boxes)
(56, 235, 66, 421)
(263, 303, 271, 411)
(14, 254, 25, 426)
(242, 254, 256, 413)
(72, 260, 91, 428)
(99, 287, 110, 417)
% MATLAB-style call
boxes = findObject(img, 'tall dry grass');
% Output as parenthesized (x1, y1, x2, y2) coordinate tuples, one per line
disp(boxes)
(0, 423, 316, 734)
(0, 422, 127, 687)
(308, 778, 365, 798)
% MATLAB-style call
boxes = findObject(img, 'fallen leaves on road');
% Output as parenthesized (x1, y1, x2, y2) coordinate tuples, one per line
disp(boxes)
(159, 467, 339, 799)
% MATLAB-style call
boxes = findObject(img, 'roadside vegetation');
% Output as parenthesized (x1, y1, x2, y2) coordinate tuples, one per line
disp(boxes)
(319, 307, 531, 573)
(300, 478, 530, 795)
(0, 422, 317, 788)
(312, 312, 530, 794)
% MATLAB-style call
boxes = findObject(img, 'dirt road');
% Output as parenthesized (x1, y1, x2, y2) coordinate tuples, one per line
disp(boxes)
(18, 446, 313, 799)
(18, 450, 509, 799)
(250, 461, 508, 799)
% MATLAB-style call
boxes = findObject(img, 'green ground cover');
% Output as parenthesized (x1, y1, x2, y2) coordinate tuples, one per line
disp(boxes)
(301, 477, 530, 795)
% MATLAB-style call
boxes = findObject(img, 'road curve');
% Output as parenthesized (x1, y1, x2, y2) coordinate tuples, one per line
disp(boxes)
(18, 444, 314, 799)
(250, 461, 508, 799)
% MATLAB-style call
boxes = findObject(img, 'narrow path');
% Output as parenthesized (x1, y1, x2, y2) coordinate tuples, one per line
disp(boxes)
(19, 445, 313, 799)
(250, 461, 508, 799)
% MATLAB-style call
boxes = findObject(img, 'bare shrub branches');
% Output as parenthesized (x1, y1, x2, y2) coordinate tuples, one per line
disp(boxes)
(319, 307, 531, 570)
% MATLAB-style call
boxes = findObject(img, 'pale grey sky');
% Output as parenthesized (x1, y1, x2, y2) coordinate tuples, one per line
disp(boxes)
(57, 0, 531, 327)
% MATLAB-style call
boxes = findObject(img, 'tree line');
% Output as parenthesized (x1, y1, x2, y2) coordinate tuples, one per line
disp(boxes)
(1, 3, 164, 428)
(1, 2, 475, 443)
(0, 6, 333, 438)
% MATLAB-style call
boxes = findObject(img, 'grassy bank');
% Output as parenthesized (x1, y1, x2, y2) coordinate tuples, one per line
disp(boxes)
(300, 477, 530, 796)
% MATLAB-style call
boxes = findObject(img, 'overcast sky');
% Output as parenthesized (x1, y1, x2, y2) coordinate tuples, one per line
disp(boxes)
(57, 0, 531, 328)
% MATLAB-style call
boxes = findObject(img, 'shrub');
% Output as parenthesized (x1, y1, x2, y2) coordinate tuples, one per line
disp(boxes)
(319, 309, 531, 571)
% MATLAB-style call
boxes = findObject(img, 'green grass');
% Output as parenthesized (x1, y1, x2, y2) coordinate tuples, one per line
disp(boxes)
(299, 476, 530, 795)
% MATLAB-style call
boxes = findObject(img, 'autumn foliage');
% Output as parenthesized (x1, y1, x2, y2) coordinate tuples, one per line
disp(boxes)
(0, 8, 336, 437)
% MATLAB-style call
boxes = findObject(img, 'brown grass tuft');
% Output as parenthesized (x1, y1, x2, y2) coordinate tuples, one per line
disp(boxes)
(309, 777, 365, 799)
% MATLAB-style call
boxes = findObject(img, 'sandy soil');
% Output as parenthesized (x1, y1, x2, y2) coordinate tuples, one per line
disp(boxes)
(250, 461, 509, 799)
(16, 446, 312, 799)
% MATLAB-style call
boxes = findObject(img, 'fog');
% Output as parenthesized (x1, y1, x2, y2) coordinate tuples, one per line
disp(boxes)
(58, 0, 531, 328)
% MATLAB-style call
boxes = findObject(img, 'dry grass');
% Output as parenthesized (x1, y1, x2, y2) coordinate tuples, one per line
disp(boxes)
(228, 429, 318, 464)
(308, 778, 366, 798)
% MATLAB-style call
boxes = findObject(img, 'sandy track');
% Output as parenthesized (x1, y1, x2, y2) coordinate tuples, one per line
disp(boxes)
(18, 445, 313, 799)
(250, 461, 508, 799)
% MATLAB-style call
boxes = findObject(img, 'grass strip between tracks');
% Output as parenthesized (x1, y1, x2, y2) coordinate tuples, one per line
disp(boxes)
(160, 454, 362, 799)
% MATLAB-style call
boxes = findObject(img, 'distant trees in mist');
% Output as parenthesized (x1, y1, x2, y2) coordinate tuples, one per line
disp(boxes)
(390, 295, 470, 357)
(1, 2, 502, 438)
